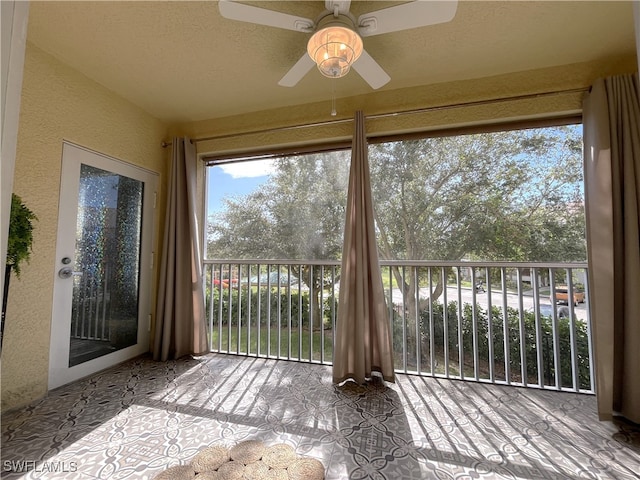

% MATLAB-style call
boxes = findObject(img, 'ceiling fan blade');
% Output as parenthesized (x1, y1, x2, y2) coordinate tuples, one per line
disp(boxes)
(325, 0, 351, 15)
(218, 0, 314, 32)
(352, 50, 390, 90)
(278, 54, 315, 87)
(358, 0, 458, 37)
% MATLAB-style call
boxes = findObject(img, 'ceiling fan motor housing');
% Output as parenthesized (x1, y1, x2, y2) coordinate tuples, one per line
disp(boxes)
(307, 15, 363, 78)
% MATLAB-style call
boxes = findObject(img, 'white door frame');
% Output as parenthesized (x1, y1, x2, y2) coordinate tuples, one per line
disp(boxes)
(48, 142, 157, 389)
(1, 0, 29, 306)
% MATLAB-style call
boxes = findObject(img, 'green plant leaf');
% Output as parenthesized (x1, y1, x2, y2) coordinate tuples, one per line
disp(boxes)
(7, 193, 37, 277)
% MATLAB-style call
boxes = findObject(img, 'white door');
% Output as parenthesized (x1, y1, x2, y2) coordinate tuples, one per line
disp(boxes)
(49, 143, 157, 389)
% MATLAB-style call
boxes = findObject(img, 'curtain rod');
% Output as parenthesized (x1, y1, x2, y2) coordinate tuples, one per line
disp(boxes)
(161, 87, 589, 148)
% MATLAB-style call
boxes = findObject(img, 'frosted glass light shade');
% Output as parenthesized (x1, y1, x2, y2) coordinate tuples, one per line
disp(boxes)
(307, 25, 363, 79)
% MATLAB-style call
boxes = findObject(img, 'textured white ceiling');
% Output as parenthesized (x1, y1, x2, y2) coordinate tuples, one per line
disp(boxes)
(26, 1, 638, 123)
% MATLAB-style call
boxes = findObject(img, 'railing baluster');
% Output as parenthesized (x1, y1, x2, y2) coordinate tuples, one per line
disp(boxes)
(298, 267, 303, 362)
(217, 264, 223, 352)
(207, 264, 214, 351)
(101, 266, 108, 341)
(226, 264, 232, 353)
(415, 266, 421, 374)
(93, 276, 99, 339)
(428, 267, 435, 375)
(550, 269, 561, 389)
(80, 273, 86, 338)
(72, 278, 78, 338)
(401, 266, 407, 373)
(287, 264, 292, 360)
(388, 266, 394, 360)
(517, 268, 527, 387)
(276, 268, 281, 359)
(501, 267, 510, 385)
(256, 264, 262, 357)
(567, 269, 579, 391)
(565, 270, 576, 390)
(486, 267, 494, 382)
(320, 265, 325, 364)
(456, 266, 464, 380)
(309, 265, 314, 363)
(442, 267, 449, 378)
(236, 264, 241, 354)
(471, 267, 479, 381)
(266, 265, 272, 358)
(532, 267, 544, 387)
(88, 277, 94, 339)
(246, 264, 252, 355)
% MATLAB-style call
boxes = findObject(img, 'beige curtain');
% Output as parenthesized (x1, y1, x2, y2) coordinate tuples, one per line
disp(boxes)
(333, 111, 395, 384)
(153, 137, 208, 361)
(583, 73, 640, 423)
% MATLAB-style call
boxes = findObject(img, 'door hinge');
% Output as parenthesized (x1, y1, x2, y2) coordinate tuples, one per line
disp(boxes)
(153, 192, 157, 209)
(148, 314, 152, 332)
(150, 251, 155, 270)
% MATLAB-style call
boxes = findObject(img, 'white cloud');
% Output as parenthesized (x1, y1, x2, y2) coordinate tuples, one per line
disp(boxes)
(218, 159, 277, 179)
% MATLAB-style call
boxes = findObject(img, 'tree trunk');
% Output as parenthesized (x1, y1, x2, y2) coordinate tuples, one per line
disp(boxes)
(296, 265, 325, 331)
(390, 265, 447, 364)
(391, 265, 419, 354)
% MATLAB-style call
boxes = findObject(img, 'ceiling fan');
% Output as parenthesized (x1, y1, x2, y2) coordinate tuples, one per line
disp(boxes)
(218, 0, 458, 90)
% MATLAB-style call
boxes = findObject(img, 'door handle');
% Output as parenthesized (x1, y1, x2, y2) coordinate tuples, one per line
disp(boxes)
(58, 267, 82, 279)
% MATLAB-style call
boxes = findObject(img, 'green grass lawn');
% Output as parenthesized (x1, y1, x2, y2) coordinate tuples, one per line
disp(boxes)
(209, 324, 502, 381)
(210, 324, 334, 362)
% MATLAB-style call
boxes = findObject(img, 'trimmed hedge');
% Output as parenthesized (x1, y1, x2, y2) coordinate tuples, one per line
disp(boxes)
(392, 301, 591, 390)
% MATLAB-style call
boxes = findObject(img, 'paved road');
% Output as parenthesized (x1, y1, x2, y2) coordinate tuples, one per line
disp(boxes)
(390, 286, 588, 322)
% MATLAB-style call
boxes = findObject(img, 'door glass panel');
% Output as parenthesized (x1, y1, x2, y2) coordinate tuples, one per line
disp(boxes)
(69, 164, 144, 367)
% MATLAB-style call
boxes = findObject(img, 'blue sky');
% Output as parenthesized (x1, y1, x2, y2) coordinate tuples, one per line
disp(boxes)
(206, 160, 276, 215)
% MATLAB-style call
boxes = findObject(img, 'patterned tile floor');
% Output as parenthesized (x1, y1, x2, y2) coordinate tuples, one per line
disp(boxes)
(2, 354, 640, 479)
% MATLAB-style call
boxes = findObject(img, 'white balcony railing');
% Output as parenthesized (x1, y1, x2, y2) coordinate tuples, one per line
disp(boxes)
(203, 260, 593, 393)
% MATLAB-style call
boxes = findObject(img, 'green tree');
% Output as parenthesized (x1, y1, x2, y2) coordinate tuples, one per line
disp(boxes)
(506, 128, 586, 262)
(208, 152, 350, 260)
(368, 127, 584, 348)
(208, 151, 350, 325)
(207, 126, 586, 341)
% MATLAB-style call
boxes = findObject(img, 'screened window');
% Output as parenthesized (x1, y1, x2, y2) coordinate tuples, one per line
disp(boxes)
(205, 151, 351, 261)
(205, 124, 585, 263)
(369, 124, 585, 262)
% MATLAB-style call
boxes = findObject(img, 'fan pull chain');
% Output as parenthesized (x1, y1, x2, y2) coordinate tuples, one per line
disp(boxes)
(331, 79, 337, 116)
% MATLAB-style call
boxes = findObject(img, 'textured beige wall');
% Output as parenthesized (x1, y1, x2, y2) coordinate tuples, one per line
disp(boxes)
(1, 43, 168, 411)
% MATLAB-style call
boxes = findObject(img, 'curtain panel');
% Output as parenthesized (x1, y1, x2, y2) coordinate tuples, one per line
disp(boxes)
(333, 111, 395, 385)
(153, 137, 208, 361)
(583, 73, 640, 423)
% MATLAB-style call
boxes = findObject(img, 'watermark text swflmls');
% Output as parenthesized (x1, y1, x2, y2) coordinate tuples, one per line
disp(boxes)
(3, 460, 78, 473)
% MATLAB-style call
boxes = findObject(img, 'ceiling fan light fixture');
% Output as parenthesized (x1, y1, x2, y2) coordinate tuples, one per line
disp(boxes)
(307, 20, 363, 79)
